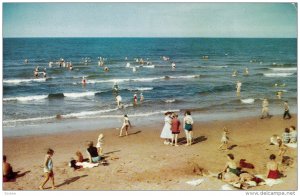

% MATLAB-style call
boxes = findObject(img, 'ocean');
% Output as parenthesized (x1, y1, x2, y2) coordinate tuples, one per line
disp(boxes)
(3, 38, 297, 136)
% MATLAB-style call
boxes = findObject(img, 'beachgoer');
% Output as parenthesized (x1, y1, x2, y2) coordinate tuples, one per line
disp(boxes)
(282, 128, 290, 144)
(43, 68, 47, 78)
(183, 111, 194, 146)
(218, 127, 229, 150)
(3, 155, 15, 182)
(270, 135, 280, 145)
(132, 67, 136, 72)
(160, 112, 173, 145)
(86, 141, 102, 163)
(133, 94, 138, 105)
(276, 91, 283, 99)
(283, 101, 291, 119)
(140, 93, 144, 103)
(116, 95, 122, 108)
(232, 70, 237, 77)
(171, 62, 176, 69)
(236, 81, 242, 94)
(82, 77, 87, 85)
(76, 151, 84, 163)
(48, 62, 53, 68)
(266, 154, 280, 179)
(289, 126, 297, 143)
(244, 67, 249, 76)
(34, 70, 39, 78)
(39, 148, 55, 190)
(96, 133, 104, 155)
(171, 113, 181, 146)
(113, 82, 119, 92)
(261, 98, 270, 119)
(104, 67, 109, 72)
(24, 59, 28, 64)
(223, 154, 240, 176)
(119, 115, 131, 136)
(277, 139, 287, 157)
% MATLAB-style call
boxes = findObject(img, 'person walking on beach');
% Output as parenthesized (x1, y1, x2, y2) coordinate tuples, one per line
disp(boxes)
(261, 98, 270, 119)
(218, 127, 229, 150)
(96, 133, 104, 155)
(283, 101, 291, 119)
(160, 112, 173, 145)
(183, 111, 194, 146)
(39, 148, 55, 190)
(171, 113, 181, 146)
(119, 115, 131, 136)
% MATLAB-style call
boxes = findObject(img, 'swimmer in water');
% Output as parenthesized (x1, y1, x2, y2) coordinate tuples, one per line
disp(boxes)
(24, 59, 29, 64)
(171, 62, 176, 69)
(236, 81, 242, 94)
(82, 77, 87, 85)
(34, 70, 39, 78)
(104, 67, 109, 72)
(48, 62, 53, 68)
(132, 67, 136, 72)
(133, 94, 138, 105)
(244, 67, 249, 76)
(140, 93, 144, 103)
(113, 82, 119, 93)
(43, 68, 47, 78)
(116, 95, 122, 108)
(232, 70, 237, 77)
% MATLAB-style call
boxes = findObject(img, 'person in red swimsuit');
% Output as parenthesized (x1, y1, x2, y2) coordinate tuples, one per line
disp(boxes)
(171, 113, 181, 146)
(267, 154, 280, 179)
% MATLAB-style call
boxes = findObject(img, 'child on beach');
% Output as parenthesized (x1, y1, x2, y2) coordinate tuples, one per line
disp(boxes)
(119, 115, 131, 136)
(96, 133, 104, 155)
(218, 127, 229, 150)
(183, 111, 194, 146)
(171, 113, 181, 146)
(39, 148, 55, 190)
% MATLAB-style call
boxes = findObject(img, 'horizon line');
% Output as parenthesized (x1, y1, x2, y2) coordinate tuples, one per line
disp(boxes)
(3, 36, 297, 39)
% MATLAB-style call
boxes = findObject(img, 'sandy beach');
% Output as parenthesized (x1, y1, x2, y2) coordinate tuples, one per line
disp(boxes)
(3, 114, 297, 191)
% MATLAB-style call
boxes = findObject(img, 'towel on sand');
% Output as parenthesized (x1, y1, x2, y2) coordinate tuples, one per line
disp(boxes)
(186, 179, 204, 186)
(285, 143, 297, 148)
(255, 175, 284, 187)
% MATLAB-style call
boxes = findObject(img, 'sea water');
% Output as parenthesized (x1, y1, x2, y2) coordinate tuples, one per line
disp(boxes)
(3, 38, 297, 136)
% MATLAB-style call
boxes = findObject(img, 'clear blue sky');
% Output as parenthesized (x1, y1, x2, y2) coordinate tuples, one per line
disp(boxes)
(3, 3, 297, 38)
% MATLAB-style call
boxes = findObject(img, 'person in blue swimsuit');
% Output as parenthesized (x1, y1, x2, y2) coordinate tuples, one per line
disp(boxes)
(39, 148, 55, 190)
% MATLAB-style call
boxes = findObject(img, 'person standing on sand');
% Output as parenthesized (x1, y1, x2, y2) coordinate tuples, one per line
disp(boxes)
(266, 154, 280, 179)
(261, 98, 270, 119)
(183, 111, 194, 146)
(171, 113, 181, 146)
(283, 101, 291, 119)
(160, 112, 173, 145)
(120, 115, 131, 136)
(39, 148, 55, 190)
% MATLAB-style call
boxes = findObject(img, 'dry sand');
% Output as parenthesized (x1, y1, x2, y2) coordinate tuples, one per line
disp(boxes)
(3, 115, 297, 191)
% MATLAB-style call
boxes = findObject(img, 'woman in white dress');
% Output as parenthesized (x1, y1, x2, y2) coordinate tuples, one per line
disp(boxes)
(160, 112, 173, 145)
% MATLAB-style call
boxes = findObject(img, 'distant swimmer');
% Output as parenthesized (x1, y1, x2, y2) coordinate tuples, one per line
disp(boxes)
(232, 70, 237, 77)
(43, 68, 47, 78)
(24, 59, 28, 64)
(48, 62, 53, 68)
(125, 57, 128, 60)
(82, 77, 87, 85)
(133, 94, 138, 105)
(104, 67, 109, 72)
(236, 81, 242, 93)
(135, 58, 139, 63)
(171, 62, 176, 69)
(132, 67, 136, 72)
(113, 82, 119, 93)
(34, 70, 39, 78)
(162, 56, 170, 61)
(244, 67, 249, 76)
(126, 62, 131, 67)
(140, 93, 144, 103)
(116, 95, 122, 108)
(98, 61, 101, 66)
(202, 56, 209, 59)
(35, 66, 39, 72)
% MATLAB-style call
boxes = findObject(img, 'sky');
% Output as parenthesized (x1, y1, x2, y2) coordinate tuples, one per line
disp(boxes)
(3, 3, 297, 38)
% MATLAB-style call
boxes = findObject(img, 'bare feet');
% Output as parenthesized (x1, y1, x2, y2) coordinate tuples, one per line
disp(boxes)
(39, 186, 44, 190)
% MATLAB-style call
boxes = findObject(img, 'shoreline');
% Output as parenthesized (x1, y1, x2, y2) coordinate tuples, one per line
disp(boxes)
(3, 114, 297, 190)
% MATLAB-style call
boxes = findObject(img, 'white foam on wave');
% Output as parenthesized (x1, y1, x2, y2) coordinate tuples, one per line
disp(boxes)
(142, 65, 155, 68)
(200, 65, 228, 69)
(165, 99, 176, 103)
(64, 91, 99, 98)
(169, 75, 200, 79)
(3, 116, 56, 125)
(131, 77, 163, 82)
(128, 87, 153, 91)
(4, 78, 46, 84)
(264, 73, 295, 77)
(241, 98, 255, 104)
(269, 68, 297, 72)
(3, 95, 48, 102)
(62, 108, 119, 118)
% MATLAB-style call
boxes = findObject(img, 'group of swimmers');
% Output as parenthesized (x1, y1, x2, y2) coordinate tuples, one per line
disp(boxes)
(33, 66, 47, 78)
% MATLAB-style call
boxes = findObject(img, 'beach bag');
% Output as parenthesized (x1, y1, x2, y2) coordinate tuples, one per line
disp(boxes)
(185, 124, 193, 131)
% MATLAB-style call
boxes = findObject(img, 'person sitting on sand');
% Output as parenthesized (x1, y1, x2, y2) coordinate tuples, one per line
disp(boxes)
(282, 128, 290, 144)
(218, 127, 229, 150)
(289, 126, 297, 143)
(223, 154, 240, 176)
(266, 154, 280, 179)
(160, 112, 173, 145)
(183, 111, 194, 146)
(86, 141, 102, 163)
(270, 135, 280, 145)
(39, 148, 55, 190)
(3, 155, 16, 182)
(70, 151, 99, 169)
(277, 139, 287, 157)
(119, 115, 131, 137)
(96, 133, 104, 155)
(171, 113, 181, 146)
